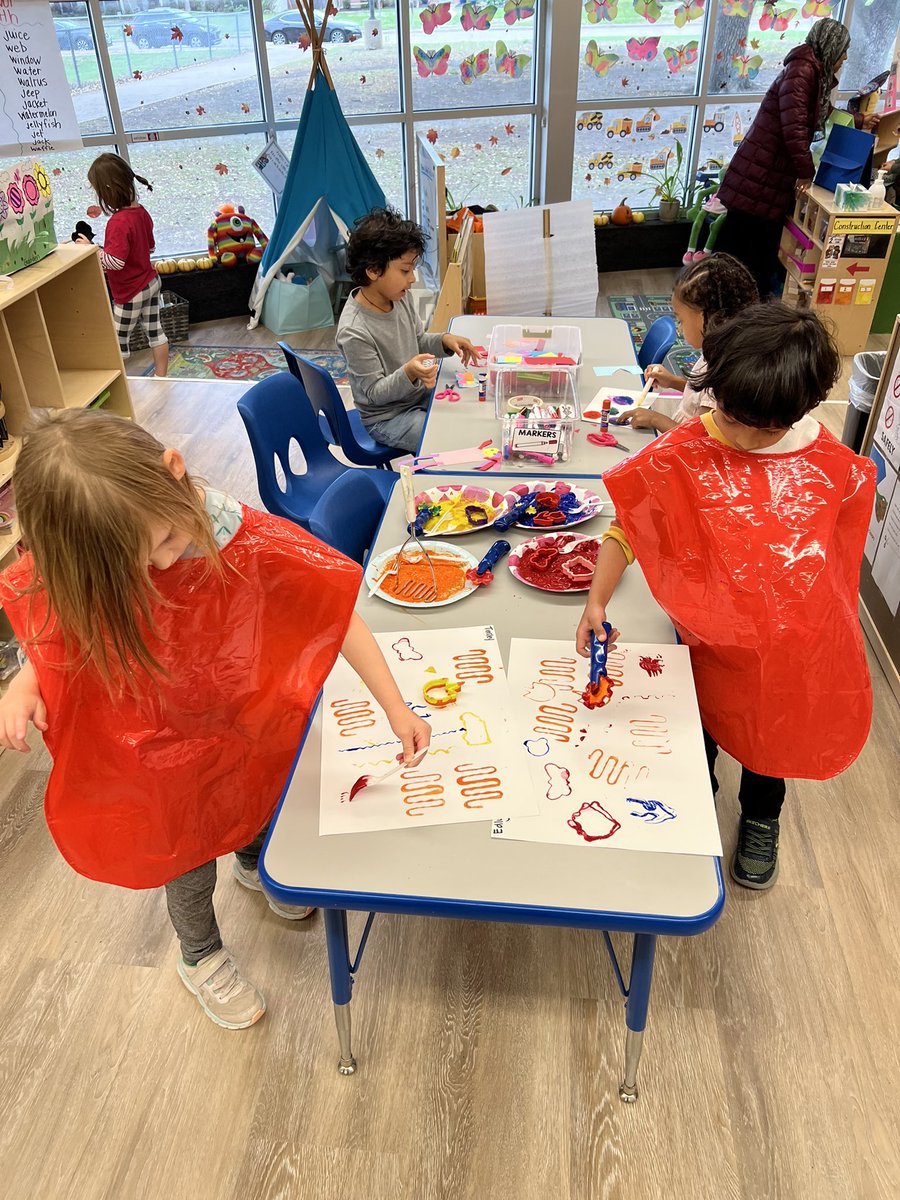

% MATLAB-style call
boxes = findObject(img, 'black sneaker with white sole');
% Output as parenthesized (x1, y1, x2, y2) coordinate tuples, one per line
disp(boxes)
(730, 816, 780, 890)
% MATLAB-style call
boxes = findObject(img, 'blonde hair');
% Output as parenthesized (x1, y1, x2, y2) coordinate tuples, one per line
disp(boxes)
(14, 409, 221, 685)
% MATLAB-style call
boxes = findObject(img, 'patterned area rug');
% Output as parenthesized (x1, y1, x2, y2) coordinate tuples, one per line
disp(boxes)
(607, 293, 698, 376)
(143, 345, 349, 385)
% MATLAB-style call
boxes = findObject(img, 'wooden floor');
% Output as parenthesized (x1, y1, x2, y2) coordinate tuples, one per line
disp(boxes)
(1, 275, 898, 1200)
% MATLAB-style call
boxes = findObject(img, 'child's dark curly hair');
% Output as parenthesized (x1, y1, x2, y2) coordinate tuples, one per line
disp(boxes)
(673, 253, 758, 332)
(695, 302, 840, 429)
(346, 207, 428, 288)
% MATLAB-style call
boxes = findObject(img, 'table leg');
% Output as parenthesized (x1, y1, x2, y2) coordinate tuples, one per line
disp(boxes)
(618, 932, 657, 1104)
(323, 908, 356, 1076)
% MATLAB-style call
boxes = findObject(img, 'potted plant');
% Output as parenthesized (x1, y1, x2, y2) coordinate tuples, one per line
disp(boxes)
(639, 141, 690, 223)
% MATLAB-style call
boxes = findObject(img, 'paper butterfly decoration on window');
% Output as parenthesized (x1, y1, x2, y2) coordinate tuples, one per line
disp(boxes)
(720, 0, 753, 14)
(633, 0, 663, 23)
(626, 35, 660, 61)
(663, 41, 698, 73)
(674, 0, 704, 26)
(496, 39, 531, 77)
(460, 2, 496, 31)
(758, 1, 797, 30)
(732, 52, 764, 79)
(585, 40, 620, 76)
(801, 0, 831, 16)
(460, 48, 491, 83)
(419, 2, 452, 35)
(584, 0, 618, 19)
(413, 45, 452, 78)
(503, 0, 536, 22)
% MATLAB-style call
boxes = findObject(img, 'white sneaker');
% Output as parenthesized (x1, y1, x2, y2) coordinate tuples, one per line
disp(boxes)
(232, 859, 316, 921)
(177, 948, 266, 1030)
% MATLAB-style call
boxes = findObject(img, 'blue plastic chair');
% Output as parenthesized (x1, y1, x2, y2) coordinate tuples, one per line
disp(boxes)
(278, 341, 399, 469)
(309, 465, 398, 565)
(237, 372, 347, 532)
(638, 316, 678, 373)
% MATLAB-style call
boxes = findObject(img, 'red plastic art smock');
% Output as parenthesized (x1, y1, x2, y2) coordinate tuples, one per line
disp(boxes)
(0, 506, 361, 889)
(603, 419, 875, 779)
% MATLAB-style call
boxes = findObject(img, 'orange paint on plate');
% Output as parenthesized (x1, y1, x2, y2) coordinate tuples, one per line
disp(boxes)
(377, 553, 469, 604)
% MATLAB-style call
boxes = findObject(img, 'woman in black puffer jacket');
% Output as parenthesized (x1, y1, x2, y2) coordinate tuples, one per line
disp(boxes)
(716, 18, 852, 297)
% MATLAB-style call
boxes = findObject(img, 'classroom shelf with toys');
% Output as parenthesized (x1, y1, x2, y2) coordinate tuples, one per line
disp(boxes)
(0, 241, 133, 613)
(779, 184, 899, 356)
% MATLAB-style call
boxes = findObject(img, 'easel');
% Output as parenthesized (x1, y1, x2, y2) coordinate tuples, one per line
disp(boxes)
(429, 213, 473, 333)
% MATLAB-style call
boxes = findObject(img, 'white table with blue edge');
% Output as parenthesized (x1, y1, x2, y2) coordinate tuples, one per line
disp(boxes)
(260, 470, 725, 1103)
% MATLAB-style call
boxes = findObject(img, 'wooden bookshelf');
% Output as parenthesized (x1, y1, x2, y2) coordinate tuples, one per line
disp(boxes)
(0, 242, 134, 626)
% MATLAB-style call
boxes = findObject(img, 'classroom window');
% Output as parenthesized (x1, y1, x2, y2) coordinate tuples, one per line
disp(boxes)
(413, 116, 536, 210)
(0, 143, 120, 250)
(708, 1, 846, 97)
(572, 105, 694, 207)
(128, 135, 275, 258)
(841, 0, 900, 94)
(410, 0, 538, 112)
(577, 0, 704, 101)
(265, 4, 402, 119)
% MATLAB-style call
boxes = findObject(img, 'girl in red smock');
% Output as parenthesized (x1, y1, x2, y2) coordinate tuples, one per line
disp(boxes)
(0, 410, 430, 1030)
(576, 304, 874, 890)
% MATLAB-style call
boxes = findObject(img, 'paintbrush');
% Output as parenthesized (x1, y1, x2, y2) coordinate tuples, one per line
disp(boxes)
(635, 375, 654, 407)
(347, 748, 428, 801)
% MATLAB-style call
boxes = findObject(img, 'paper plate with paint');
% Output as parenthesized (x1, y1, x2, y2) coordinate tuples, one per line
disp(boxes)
(500, 479, 608, 530)
(365, 540, 480, 608)
(413, 483, 506, 536)
(508, 531, 603, 593)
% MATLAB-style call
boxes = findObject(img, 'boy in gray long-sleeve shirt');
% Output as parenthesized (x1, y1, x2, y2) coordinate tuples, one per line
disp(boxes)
(336, 208, 480, 453)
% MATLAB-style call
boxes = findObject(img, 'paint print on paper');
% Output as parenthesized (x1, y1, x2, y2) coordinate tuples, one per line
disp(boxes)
(491, 638, 722, 855)
(320, 626, 537, 835)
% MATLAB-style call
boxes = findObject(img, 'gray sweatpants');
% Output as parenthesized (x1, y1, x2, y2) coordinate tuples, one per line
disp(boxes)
(164, 825, 268, 965)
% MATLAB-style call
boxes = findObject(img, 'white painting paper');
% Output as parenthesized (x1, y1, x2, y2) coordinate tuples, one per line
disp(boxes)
(493, 639, 722, 857)
(320, 626, 538, 835)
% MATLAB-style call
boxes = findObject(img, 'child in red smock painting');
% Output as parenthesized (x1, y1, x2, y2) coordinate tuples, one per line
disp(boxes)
(0, 410, 430, 1029)
(576, 304, 874, 890)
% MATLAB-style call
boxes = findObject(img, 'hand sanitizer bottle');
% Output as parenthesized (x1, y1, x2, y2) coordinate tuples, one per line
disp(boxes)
(868, 169, 887, 206)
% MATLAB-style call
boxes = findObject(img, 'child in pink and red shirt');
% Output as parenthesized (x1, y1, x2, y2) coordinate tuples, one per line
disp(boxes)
(77, 153, 168, 377)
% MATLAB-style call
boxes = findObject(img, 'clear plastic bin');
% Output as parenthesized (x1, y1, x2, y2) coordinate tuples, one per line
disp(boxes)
(497, 372, 580, 463)
(486, 323, 582, 400)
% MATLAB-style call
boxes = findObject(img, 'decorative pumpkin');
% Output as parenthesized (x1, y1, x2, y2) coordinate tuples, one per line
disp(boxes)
(195, 256, 215, 270)
(155, 259, 177, 274)
(612, 199, 633, 226)
(177, 257, 196, 272)
(594, 213, 610, 227)
(208, 202, 268, 268)
(632, 211, 646, 224)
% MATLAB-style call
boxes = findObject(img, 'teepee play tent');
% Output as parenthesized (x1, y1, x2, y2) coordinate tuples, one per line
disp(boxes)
(249, 1, 385, 332)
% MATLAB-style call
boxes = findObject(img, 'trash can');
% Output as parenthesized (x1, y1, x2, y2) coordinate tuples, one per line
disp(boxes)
(841, 350, 886, 453)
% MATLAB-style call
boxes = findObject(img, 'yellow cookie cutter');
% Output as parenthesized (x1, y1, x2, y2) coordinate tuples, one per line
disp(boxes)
(422, 678, 465, 708)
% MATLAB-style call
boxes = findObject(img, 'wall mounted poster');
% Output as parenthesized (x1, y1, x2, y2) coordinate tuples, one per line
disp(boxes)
(0, 0, 82, 154)
(319, 626, 536, 836)
(492, 638, 722, 857)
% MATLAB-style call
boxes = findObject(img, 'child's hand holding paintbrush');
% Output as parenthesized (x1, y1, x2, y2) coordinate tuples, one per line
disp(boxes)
(612, 374, 679, 433)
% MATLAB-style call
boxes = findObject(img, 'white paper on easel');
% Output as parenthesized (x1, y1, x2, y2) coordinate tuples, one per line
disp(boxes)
(492, 639, 722, 856)
(483, 200, 599, 318)
(319, 626, 538, 835)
